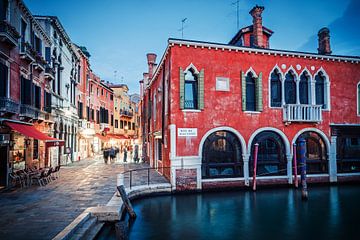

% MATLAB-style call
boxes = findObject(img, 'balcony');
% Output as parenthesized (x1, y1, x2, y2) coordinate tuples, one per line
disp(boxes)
(120, 109, 134, 117)
(20, 42, 37, 62)
(0, 20, 20, 47)
(100, 123, 109, 130)
(20, 104, 36, 118)
(44, 65, 56, 80)
(283, 104, 322, 123)
(34, 108, 45, 121)
(44, 112, 55, 123)
(0, 97, 19, 114)
(33, 55, 47, 72)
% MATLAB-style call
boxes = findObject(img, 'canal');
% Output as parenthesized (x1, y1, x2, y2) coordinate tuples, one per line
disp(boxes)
(98, 185, 360, 240)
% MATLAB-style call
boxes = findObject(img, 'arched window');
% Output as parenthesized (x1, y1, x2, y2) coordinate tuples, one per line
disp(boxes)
(285, 71, 296, 104)
(246, 72, 256, 111)
(315, 72, 325, 108)
(296, 131, 328, 174)
(250, 131, 287, 176)
(184, 70, 198, 109)
(270, 69, 282, 107)
(202, 131, 243, 178)
(299, 73, 309, 104)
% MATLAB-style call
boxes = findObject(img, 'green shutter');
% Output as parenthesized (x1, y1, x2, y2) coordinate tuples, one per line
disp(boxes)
(179, 67, 185, 109)
(256, 72, 263, 112)
(241, 71, 246, 111)
(198, 69, 204, 110)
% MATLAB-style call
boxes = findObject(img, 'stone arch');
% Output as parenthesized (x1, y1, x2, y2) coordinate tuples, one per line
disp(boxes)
(269, 65, 284, 108)
(198, 126, 247, 158)
(247, 127, 291, 156)
(245, 67, 258, 78)
(291, 128, 330, 154)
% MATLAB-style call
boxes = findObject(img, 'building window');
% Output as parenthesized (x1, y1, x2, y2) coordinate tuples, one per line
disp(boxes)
(97, 88, 99, 96)
(337, 127, 360, 173)
(179, 66, 204, 110)
(315, 72, 325, 108)
(156, 139, 162, 161)
(33, 139, 39, 160)
(78, 101, 83, 119)
(250, 131, 287, 176)
(132, 122, 135, 130)
(110, 94, 113, 101)
(96, 110, 100, 124)
(0, 62, 8, 97)
(111, 114, 114, 126)
(115, 120, 118, 128)
(21, 77, 32, 105)
(34, 85, 41, 109)
(270, 69, 282, 107)
(184, 70, 198, 109)
(246, 72, 256, 111)
(44, 91, 52, 113)
(296, 131, 328, 174)
(120, 120, 123, 129)
(101, 89, 103, 95)
(242, 70, 263, 112)
(285, 71, 296, 104)
(299, 72, 310, 104)
(0, 0, 8, 21)
(202, 131, 243, 178)
(34, 35, 42, 56)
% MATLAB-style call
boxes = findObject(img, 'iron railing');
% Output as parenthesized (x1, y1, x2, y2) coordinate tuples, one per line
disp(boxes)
(121, 166, 171, 189)
(20, 104, 36, 118)
(0, 20, 20, 46)
(0, 97, 20, 113)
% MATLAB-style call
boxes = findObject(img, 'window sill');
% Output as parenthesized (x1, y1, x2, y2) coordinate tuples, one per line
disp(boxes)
(182, 109, 201, 113)
(243, 111, 261, 114)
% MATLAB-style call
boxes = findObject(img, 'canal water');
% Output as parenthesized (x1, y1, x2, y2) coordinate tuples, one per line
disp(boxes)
(97, 185, 360, 240)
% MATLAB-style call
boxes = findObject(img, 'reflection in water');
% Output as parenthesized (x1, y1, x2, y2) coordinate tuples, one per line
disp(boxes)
(120, 186, 360, 240)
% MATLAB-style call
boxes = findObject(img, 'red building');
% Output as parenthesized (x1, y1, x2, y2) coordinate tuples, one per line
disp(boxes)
(141, 5, 360, 191)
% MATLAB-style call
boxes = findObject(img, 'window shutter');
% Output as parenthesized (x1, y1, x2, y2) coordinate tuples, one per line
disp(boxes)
(179, 67, 185, 109)
(241, 71, 246, 111)
(256, 72, 263, 112)
(198, 69, 204, 110)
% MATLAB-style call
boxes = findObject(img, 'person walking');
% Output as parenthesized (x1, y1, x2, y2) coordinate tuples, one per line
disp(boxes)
(133, 145, 139, 163)
(123, 147, 128, 163)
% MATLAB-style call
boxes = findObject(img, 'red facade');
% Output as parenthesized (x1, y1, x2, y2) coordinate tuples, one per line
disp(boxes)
(141, 6, 360, 191)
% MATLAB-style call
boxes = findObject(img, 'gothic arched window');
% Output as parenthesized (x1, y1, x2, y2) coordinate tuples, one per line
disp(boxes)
(285, 71, 296, 104)
(246, 72, 256, 111)
(299, 72, 309, 104)
(270, 69, 282, 107)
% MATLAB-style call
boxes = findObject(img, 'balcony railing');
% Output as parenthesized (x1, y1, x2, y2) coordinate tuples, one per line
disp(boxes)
(0, 97, 20, 113)
(20, 42, 37, 62)
(34, 108, 45, 120)
(283, 104, 322, 122)
(120, 110, 134, 117)
(20, 104, 37, 118)
(0, 20, 20, 47)
(45, 65, 56, 80)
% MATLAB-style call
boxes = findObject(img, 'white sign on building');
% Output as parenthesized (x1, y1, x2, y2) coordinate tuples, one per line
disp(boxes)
(178, 128, 197, 137)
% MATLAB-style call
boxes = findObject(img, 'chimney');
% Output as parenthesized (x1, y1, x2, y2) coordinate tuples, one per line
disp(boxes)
(147, 53, 157, 78)
(318, 27, 332, 55)
(249, 5, 265, 48)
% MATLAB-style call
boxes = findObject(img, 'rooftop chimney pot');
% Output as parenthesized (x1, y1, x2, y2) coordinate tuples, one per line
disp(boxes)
(249, 5, 265, 48)
(318, 27, 332, 55)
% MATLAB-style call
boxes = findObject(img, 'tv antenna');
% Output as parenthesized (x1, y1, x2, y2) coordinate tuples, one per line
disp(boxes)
(232, 0, 240, 29)
(179, 18, 187, 38)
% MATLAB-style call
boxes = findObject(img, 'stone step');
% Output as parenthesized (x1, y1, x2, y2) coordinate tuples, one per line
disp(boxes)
(70, 217, 97, 240)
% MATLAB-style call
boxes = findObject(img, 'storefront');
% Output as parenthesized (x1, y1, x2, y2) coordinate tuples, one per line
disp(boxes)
(0, 120, 64, 188)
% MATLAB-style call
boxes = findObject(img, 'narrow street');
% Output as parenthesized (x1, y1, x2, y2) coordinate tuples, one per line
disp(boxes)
(0, 158, 166, 240)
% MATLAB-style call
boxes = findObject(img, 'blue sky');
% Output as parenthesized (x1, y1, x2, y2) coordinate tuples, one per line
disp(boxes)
(25, 0, 359, 94)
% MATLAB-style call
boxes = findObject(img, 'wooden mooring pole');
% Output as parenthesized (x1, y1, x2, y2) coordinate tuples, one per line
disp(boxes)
(298, 138, 308, 200)
(252, 143, 259, 191)
(117, 185, 137, 219)
(293, 143, 298, 188)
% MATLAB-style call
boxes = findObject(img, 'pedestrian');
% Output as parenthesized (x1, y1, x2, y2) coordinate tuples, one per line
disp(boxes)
(103, 149, 108, 164)
(123, 147, 127, 163)
(133, 145, 139, 163)
(110, 147, 115, 163)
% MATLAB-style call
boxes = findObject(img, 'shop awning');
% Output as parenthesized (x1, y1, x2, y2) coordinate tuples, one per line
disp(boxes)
(5, 121, 64, 147)
(96, 133, 109, 142)
(108, 134, 129, 140)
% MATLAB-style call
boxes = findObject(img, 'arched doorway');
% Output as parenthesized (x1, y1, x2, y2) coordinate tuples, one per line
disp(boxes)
(250, 131, 287, 176)
(296, 131, 328, 174)
(202, 131, 243, 178)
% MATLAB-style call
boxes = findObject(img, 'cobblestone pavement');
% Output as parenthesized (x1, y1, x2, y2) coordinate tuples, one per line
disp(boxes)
(0, 157, 169, 240)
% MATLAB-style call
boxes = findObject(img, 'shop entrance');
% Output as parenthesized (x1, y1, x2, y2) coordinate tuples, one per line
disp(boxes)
(0, 146, 8, 188)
